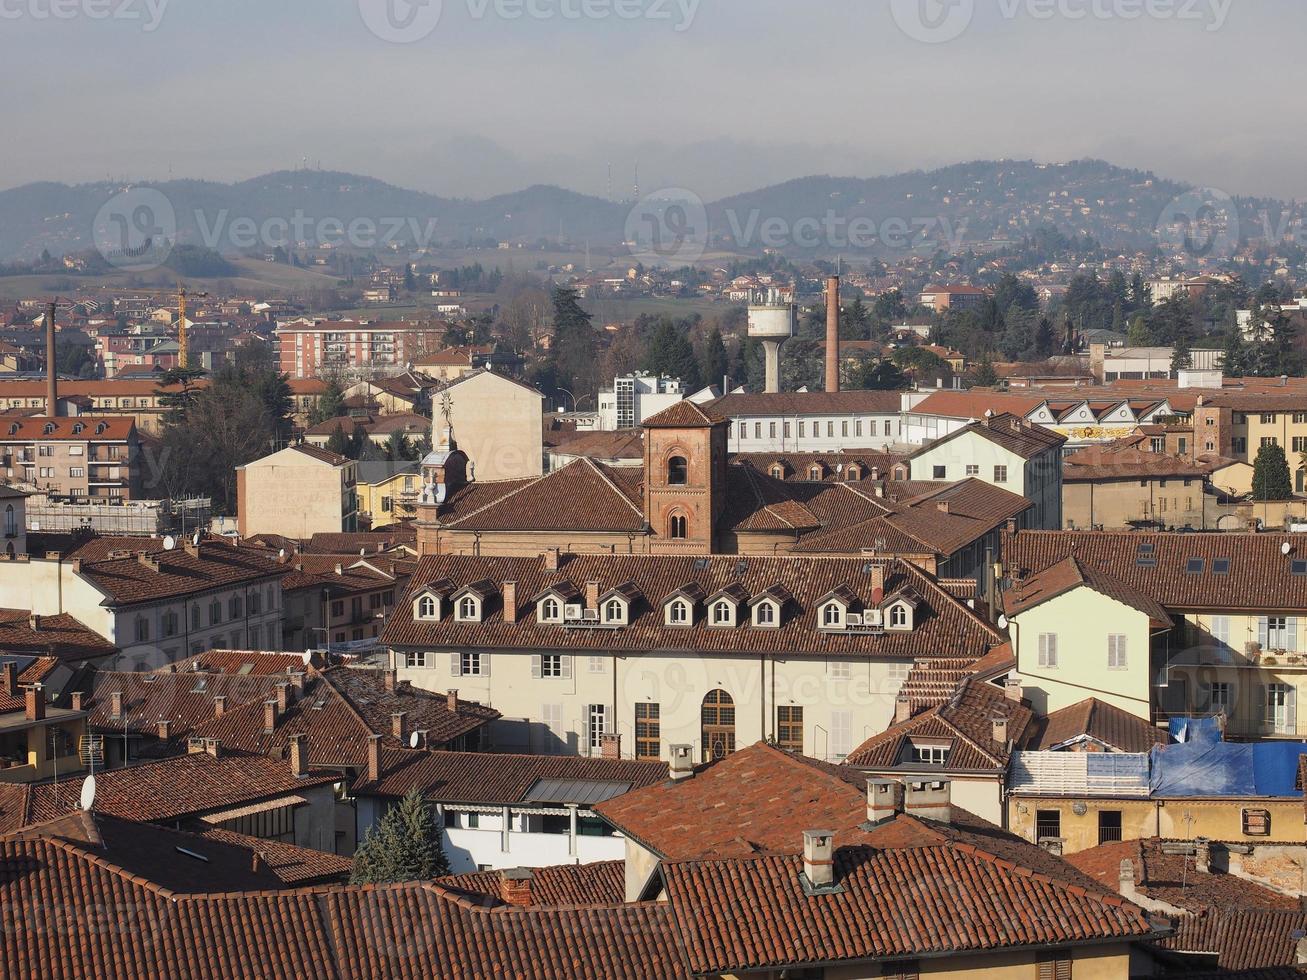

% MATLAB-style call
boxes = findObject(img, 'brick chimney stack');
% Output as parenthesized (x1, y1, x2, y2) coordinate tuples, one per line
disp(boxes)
(502, 581, 518, 624)
(585, 580, 600, 611)
(263, 700, 278, 734)
(865, 780, 902, 826)
(870, 564, 885, 605)
(825, 276, 841, 394)
(600, 733, 621, 760)
(905, 780, 952, 824)
(214, 695, 227, 717)
(499, 868, 535, 908)
(45, 300, 58, 418)
(289, 733, 308, 778)
(157, 719, 171, 740)
(446, 690, 459, 713)
(276, 682, 291, 713)
(110, 690, 123, 720)
(669, 744, 694, 781)
(367, 734, 382, 783)
(391, 711, 407, 742)
(70, 691, 84, 712)
(24, 685, 44, 722)
(802, 830, 835, 888)
(2, 662, 15, 697)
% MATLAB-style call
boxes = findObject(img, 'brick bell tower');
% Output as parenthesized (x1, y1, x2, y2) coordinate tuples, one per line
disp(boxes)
(642, 401, 729, 555)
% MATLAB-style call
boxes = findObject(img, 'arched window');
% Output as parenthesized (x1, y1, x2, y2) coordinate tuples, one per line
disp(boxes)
(822, 603, 842, 626)
(417, 595, 437, 619)
(809, 466, 822, 480)
(890, 604, 908, 628)
(712, 601, 732, 625)
(770, 465, 784, 480)
(756, 602, 777, 626)
(670, 514, 688, 539)
(603, 599, 624, 623)
(845, 466, 861, 481)
(542, 597, 560, 621)
(668, 599, 690, 625)
(458, 596, 478, 620)
(702, 690, 736, 761)
(667, 456, 689, 486)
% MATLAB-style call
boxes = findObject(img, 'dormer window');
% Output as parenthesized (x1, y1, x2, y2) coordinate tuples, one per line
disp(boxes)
(457, 596, 480, 622)
(808, 465, 823, 480)
(754, 601, 779, 627)
(415, 595, 440, 620)
(845, 465, 862, 481)
(769, 464, 785, 480)
(539, 596, 563, 624)
(43, 423, 55, 435)
(711, 600, 735, 627)
(821, 602, 845, 629)
(602, 598, 627, 625)
(72, 423, 84, 435)
(888, 602, 912, 631)
(666, 598, 692, 626)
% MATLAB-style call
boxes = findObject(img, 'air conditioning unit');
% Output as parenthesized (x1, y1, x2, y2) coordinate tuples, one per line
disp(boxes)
(846, 613, 864, 627)
(582, 609, 599, 622)
(864, 609, 884, 627)
(564, 604, 584, 621)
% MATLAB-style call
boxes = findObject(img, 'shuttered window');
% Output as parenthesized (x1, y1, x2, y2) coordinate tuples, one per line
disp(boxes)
(1037, 952, 1072, 980)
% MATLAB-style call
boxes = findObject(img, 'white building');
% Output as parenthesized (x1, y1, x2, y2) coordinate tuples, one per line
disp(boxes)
(597, 374, 685, 431)
(707, 390, 906, 454)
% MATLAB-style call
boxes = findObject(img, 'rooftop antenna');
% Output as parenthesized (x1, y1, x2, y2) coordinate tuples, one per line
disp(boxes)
(633, 162, 639, 203)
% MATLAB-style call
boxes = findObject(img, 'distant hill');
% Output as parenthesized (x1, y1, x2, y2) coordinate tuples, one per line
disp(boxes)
(0, 160, 1293, 264)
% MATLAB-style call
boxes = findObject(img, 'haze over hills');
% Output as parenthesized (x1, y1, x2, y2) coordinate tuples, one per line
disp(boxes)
(0, 160, 1298, 266)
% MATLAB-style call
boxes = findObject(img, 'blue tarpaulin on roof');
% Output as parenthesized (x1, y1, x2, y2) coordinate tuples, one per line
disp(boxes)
(1169, 714, 1223, 745)
(1151, 739, 1307, 797)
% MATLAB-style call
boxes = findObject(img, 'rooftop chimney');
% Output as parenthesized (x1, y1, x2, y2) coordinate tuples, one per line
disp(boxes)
(904, 780, 952, 824)
(825, 276, 841, 394)
(502, 581, 518, 624)
(289, 733, 308, 778)
(205, 738, 221, 758)
(110, 690, 123, 720)
(28, 614, 39, 631)
(70, 691, 84, 712)
(446, 690, 459, 713)
(276, 681, 291, 713)
(214, 695, 227, 718)
(894, 695, 912, 725)
(585, 580, 600, 611)
(24, 685, 44, 722)
(499, 868, 535, 908)
(384, 670, 397, 694)
(669, 743, 694, 781)
(870, 564, 885, 605)
(289, 671, 306, 693)
(367, 734, 381, 783)
(991, 714, 1009, 746)
(543, 548, 561, 572)
(263, 700, 278, 734)
(2, 662, 15, 698)
(802, 830, 836, 889)
(45, 301, 58, 418)
(600, 733, 621, 760)
(391, 711, 407, 742)
(252, 851, 266, 875)
(1004, 677, 1024, 703)
(1195, 837, 1211, 875)
(936, 501, 950, 514)
(865, 780, 902, 826)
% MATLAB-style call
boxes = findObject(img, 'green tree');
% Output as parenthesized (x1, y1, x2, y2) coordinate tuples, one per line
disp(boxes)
(840, 297, 871, 340)
(385, 431, 414, 462)
(699, 328, 728, 390)
(310, 375, 347, 425)
(1126, 315, 1152, 348)
(548, 287, 597, 400)
(853, 359, 909, 391)
(350, 788, 449, 885)
(891, 346, 947, 381)
(325, 424, 351, 458)
(1170, 335, 1192, 373)
(1221, 326, 1252, 378)
(970, 357, 1000, 388)
(642, 318, 700, 391)
(1252, 442, 1293, 501)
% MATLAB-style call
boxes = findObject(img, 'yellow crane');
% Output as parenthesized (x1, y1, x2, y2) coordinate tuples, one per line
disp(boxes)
(176, 285, 208, 370)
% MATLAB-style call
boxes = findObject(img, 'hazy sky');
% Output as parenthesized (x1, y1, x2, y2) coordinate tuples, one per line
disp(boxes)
(3, 0, 1304, 201)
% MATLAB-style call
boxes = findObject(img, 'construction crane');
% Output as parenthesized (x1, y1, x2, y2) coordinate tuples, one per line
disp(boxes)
(176, 285, 208, 370)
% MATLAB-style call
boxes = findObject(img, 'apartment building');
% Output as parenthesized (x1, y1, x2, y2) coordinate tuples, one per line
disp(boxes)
(1062, 441, 1214, 529)
(280, 555, 409, 652)
(0, 417, 144, 500)
(596, 373, 685, 430)
(708, 390, 904, 453)
(1194, 392, 1307, 481)
(918, 284, 987, 312)
(236, 445, 359, 539)
(275, 318, 447, 378)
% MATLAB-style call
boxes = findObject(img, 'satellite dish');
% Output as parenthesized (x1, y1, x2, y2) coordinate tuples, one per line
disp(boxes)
(998, 614, 1009, 630)
(1283, 542, 1293, 556)
(300, 651, 312, 665)
(162, 535, 177, 551)
(409, 731, 420, 749)
(79, 774, 97, 812)
(192, 530, 202, 547)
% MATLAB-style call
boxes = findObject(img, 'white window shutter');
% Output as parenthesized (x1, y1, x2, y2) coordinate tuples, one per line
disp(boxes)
(1289, 618, 1300, 653)
(532, 655, 542, 679)
(482, 653, 490, 677)
(1259, 618, 1269, 648)
(1257, 683, 1267, 730)
(450, 653, 462, 677)
(1289, 687, 1298, 733)
(561, 656, 573, 680)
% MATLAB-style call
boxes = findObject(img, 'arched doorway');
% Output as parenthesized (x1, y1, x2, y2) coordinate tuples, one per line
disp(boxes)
(701, 689, 736, 761)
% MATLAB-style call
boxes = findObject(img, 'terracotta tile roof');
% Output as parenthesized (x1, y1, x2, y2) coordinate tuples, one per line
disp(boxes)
(384, 554, 1002, 660)
(0, 611, 116, 663)
(280, 555, 405, 594)
(288, 443, 350, 466)
(1162, 910, 1307, 972)
(438, 860, 625, 906)
(191, 826, 353, 886)
(894, 657, 978, 712)
(188, 668, 499, 764)
(354, 746, 666, 804)
(660, 840, 1150, 975)
(706, 390, 901, 417)
(1066, 839, 1297, 915)
(438, 458, 645, 533)
(1002, 530, 1307, 613)
(0, 783, 32, 834)
(73, 538, 290, 607)
(1028, 698, 1172, 753)
(733, 450, 905, 480)
(0, 416, 137, 441)
(544, 427, 645, 460)
(183, 650, 318, 675)
(303, 528, 416, 554)
(1003, 554, 1174, 627)
(846, 677, 1035, 772)
(909, 412, 1067, 460)
(27, 749, 341, 825)
(908, 390, 1050, 421)
(641, 400, 727, 427)
(1064, 442, 1211, 480)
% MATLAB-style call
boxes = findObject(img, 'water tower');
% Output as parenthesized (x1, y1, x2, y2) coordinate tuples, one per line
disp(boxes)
(748, 288, 796, 393)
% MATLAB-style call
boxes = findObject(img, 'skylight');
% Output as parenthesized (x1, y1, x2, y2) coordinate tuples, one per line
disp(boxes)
(1212, 559, 1231, 575)
(1186, 558, 1204, 574)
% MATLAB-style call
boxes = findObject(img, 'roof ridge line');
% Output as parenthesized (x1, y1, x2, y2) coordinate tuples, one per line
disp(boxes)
(583, 457, 646, 520)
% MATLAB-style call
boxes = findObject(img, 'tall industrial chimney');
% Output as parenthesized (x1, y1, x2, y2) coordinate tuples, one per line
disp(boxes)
(825, 276, 841, 393)
(45, 301, 58, 418)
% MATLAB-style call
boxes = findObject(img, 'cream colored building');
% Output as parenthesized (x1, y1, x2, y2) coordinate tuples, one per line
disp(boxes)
(432, 370, 544, 483)
(385, 552, 1003, 764)
(236, 444, 358, 539)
